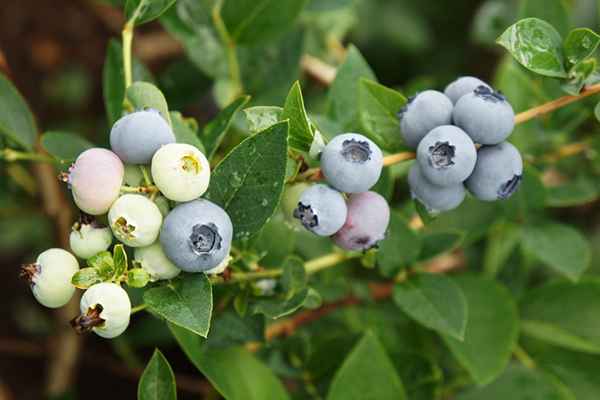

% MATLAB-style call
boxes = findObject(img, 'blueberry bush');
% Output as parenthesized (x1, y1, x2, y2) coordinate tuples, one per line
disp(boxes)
(2, 0, 600, 399)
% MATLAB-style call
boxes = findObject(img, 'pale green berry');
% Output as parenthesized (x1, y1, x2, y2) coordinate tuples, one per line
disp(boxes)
(134, 240, 181, 282)
(69, 223, 113, 259)
(108, 194, 163, 247)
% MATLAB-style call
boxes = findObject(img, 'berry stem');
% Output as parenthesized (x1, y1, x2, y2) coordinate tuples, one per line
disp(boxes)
(130, 303, 149, 315)
(119, 185, 159, 194)
(2, 148, 68, 164)
(513, 345, 537, 369)
(139, 164, 152, 187)
(121, 2, 144, 90)
(212, 0, 244, 99)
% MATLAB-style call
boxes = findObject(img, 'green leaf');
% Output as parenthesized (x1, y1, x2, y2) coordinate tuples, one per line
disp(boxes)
(204, 121, 289, 241)
(308, 0, 361, 11)
(564, 28, 600, 67)
(40, 131, 94, 161)
(419, 229, 465, 262)
(127, 268, 150, 288)
(143, 273, 212, 337)
(138, 349, 176, 400)
(326, 332, 408, 400)
(520, 278, 600, 354)
(519, 0, 570, 37)
(170, 324, 291, 400)
(201, 96, 249, 160)
(207, 310, 266, 345)
(170, 111, 205, 154)
(547, 178, 600, 207)
(221, 0, 308, 47)
(281, 81, 313, 152)
(541, 355, 600, 400)
(281, 256, 307, 295)
(413, 199, 439, 227)
(357, 78, 408, 152)
(126, 0, 177, 26)
(376, 211, 421, 277)
(501, 163, 547, 218)
(561, 58, 596, 95)
(328, 45, 377, 131)
(496, 18, 568, 78)
(103, 39, 154, 126)
(71, 268, 103, 289)
(454, 364, 569, 400)
(251, 289, 309, 319)
(0, 71, 36, 151)
(87, 251, 116, 281)
(113, 244, 128, 277)
(244, 106, 282, 135)
(303, 287, 323, 309)
(389, 352, 442, 400)
(125, 82, 172, 127)
(519, 221, 591, 282)
(440, 274, 519, 385)
(393, 273, 467, 340)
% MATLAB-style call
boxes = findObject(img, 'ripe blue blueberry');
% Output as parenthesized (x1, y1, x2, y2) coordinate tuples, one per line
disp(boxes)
(331, 191, 390, 252)
(416, 125, 477, 186)
(465, 141, 523, 201)
(160, 199, 233, 272)
(398, 90, 454, 149)
(293, 184, 348, 236)
(110, 108, 176, 165)
(281, 182, 313, 231)
(108, 194, 163, 247)
(443, 76, 491, 105)
(408, 162, 466, 211)
(453, 86, 515, 145)
(320, 133, 383, 194)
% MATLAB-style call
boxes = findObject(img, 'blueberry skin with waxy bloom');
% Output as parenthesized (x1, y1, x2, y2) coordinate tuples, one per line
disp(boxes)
(408, 162, 466, 211)
(465, 141, 523, 201)
(293, 184, 348, 236)
(320, 133, 383, 194)
(416, 125, 477, 186)
(160, 199, 233, 272)
(398, 90, 454, 149)
(444, 76, 491, 105)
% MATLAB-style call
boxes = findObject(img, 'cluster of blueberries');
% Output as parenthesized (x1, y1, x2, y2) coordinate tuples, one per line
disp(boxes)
(290, 133, 390, 252)
(20, 108, 233, 338)
(401, 76, 524, 212)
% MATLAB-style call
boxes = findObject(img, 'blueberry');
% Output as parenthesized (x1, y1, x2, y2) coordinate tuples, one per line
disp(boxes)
(160, 199, 233, 272)
(408, 162, 466, 211)
(151, 143, 210, 202)
(293, 184, 348, 236)
(453, 86, 515, 145)
(71, 282, 131, 339)
(331, 191, 390, 252)
(281, 182, 312, 231)
(444, 76, 491, 105)
(398, 90, 454, 149)
(68, 148, 124, 215)
(110, 108, 176, 165)
(134, 240, 181, 282)
(465, 141, 523, 201)
(108, 194, 163, 247)
(416, 125, 477, 186)
(320, 133, 383, 194)
(69, 215, 113, 259)
(20, 248, 80, 308)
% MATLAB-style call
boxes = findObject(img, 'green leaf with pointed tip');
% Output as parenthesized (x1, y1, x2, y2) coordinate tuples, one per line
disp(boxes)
(519, 0, 570, 37)
(138, 349, 176, 400)
(281, 256, 307, 295)
(393, 273, 467, 340)
(520, 278, 600, 354)
(207, 309, 266, 345)
(0, 71, 36, 151)
(413, 199, 439, 227)
(204, 121, 289, 241)
(170, 111, 205, 153)
(561, 58, 596, 95)
(419, 229, 465, 262)
(357, 78, 407, 152)
(376, 211, 421, 277)
(221, 0, 308, 47)
(126, 0, 177, 26)
(244, 107, 282, 135)
(303, 287, 323, 309)
(519, 221, 591, 282)
(113, 244, 128, 277)
(496, 18, 568, 78)
(40, 131, 94, 161)
(281, 81, 314, 152)
(390, 352, 442, 400)
(441, 274, 519, 385)
(170, 324, 291, 400)
(125, 82, 172, 127)
(201, 96, 249, 160)
(143, 273, 212, 337)
(328, 45, 377, 131)
(251, 289, 308, 319)
(87, 251, 116, 281)
(564, 28, 600, 67)
(327, 332, 408, 400)
(71, 268, 103, 289)
(126, 268, 150, 288)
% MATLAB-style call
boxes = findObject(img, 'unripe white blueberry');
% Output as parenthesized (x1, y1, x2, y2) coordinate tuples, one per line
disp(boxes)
(20, 248, 79, 308)
(281, 182, 312, 231)
(151, 143, 210, 202)
(68, 148, 124, 215)
(69, 223, 113, 259)
(134, 240, 181, 282)
(203, 253, 232, 275)
(74, 282, 131, 339)
(108, 194, 163, 247)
